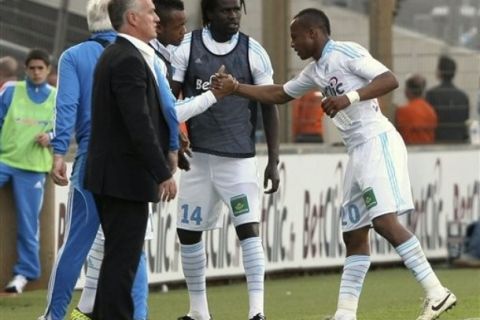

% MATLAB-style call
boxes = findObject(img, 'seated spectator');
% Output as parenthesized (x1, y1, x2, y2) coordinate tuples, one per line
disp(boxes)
(292, 90, 324, 142)
(453, 220, 480, 268)
(426, 55, 469, 143)
(0, 48, 56, 294)
(396, 74, 438, 144)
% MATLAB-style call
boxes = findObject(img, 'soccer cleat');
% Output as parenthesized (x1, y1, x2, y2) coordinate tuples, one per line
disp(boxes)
(70, 307, 93, 320)
(177, 315, 212, 320)
(416, 288, 457, 320)
(249, 313, 266, 320)
(325, 314, 356, 320)
(4, 274, 28, 294)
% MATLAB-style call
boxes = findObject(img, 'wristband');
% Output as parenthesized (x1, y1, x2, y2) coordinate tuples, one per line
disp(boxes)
(345, 91, 360, 105)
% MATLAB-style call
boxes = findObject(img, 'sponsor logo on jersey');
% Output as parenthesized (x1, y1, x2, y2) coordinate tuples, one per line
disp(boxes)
(324, 76, 345, 97)
(230, 194, 250, 216)
(362, 187, 377, 210)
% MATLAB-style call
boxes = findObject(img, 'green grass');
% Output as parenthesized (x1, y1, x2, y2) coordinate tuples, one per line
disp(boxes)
(1, 268, 479, 320)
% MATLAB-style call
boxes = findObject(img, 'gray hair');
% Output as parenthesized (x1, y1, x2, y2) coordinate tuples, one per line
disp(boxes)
(0, 56, 18, 80)
(108, 0, 139, 31)
(86, 0, 113, 32)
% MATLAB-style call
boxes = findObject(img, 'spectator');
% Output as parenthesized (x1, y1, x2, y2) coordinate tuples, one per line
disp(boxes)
(395, 74, 438, 144)
(292, 90, 324, 142)
(426, 55, 469, 142)
(453, 220, 480, 268)
(0, 48, 55, 294)
(0, 56, 19, 91)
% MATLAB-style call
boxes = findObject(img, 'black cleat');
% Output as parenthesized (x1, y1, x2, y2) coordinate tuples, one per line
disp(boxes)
(178, 317, 195, 320)
(249, 314, 266, 320)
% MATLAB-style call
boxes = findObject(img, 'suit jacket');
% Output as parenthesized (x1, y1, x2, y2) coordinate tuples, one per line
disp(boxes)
(85, 36, 171, 203)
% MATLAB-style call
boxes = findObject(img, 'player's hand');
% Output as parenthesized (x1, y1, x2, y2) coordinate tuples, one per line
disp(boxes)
(50, 154, 69, 186)
(178, 132, 192, 171)
(168, 150, 178, 174)
(264, 160, 280, 194)
(36, 133, 50, 147)
(321, 95, 350, 118)
(159, 177, 177, 202)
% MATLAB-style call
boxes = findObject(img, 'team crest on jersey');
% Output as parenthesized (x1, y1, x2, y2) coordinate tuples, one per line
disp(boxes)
(362, 187, 377, 210)
(230, 194, 250, 216)
(324, 76, 345, 97)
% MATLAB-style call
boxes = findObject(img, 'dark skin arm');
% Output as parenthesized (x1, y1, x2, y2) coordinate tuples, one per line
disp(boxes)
(322, 71, 399, 117)
(260, 102, 280, 193)
(214, 70, 398, 117)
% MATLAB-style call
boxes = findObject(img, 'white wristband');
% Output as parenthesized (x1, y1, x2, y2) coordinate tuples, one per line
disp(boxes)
(345, 91, 360, 105)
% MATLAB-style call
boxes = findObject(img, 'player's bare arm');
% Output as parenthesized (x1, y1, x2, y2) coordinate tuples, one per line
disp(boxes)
(213, 73, 293, 105)
(261, 102, 280, 194)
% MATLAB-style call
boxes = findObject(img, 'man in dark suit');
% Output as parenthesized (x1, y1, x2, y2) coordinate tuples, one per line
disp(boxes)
(84, 0, 176, 319)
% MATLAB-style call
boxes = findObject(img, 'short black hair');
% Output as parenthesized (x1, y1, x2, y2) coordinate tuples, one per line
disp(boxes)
(437, 55, 456, 81)
(405, 75, 426, 97)
(154, 0, 184, 24)
(25, 48, 51, 66)
(201, 0, 246, 26)
(294, 8, 331, 36)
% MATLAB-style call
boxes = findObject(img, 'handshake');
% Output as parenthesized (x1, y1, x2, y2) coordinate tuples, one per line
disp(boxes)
(209, 65, 240, 99)
(177, 65, 240, 171)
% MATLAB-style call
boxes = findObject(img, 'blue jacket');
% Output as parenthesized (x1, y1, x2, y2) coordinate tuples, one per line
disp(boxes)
(51, 31, 117, 156)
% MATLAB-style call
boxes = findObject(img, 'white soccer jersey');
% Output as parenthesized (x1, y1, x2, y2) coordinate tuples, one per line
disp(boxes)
(171, 27, 274, 86)
(284, 39, 395, 149)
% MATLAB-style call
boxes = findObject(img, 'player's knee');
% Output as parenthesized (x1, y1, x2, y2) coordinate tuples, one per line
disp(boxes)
(235, 222, 259, 241)
(176, 228, 203, 245)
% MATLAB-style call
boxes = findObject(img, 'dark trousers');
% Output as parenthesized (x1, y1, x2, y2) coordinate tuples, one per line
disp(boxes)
(92, 194, 148, 320)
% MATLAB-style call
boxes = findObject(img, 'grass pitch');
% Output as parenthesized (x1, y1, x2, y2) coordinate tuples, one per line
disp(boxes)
(1, 267, 479, 320)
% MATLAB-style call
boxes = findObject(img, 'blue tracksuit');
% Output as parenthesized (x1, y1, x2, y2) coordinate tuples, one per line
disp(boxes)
(44, 31, 148, 320)
(0, 79, 53, 280)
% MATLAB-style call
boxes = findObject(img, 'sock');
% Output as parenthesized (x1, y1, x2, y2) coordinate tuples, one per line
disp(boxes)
(181, 241, 210, 320)
(240, 237, 265, 319)
(395, 236, 444, 299)
(77, 231, 104, 314)
(335, 255, 371, 315)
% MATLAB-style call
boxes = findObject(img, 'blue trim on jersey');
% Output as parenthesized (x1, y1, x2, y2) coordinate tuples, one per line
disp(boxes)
(249, 40, 271, 74)
(336, 43, 364, 58)
(320, 39, 335, 59)
(50, 31, 117, 156)
(380, 133, 402, 208)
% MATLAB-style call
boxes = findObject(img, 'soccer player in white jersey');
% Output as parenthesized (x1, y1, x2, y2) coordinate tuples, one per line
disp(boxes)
(214, 8, 456, 320)
(170, 0, 280, 319)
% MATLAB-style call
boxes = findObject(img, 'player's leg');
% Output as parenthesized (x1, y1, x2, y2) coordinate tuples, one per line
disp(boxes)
(177, 152, 217, 320)
(371, 131, 456, 320)
(42, 155, 100, 319)
(216, 156, 265, 320)
(132, 251, 149, 320)
(75, 229, 104, 317)
(7, 167, 46, 292)
(236, 223, 265, 320)
(373, 214, 456, 320)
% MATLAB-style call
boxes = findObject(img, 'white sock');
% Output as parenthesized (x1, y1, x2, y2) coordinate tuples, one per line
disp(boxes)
(336, 255, 371, 315)
(77, 231, 104, 313)
(395, 236, 444, 299)
(240, 237, 265, 319)
(181, 242, 210, 320)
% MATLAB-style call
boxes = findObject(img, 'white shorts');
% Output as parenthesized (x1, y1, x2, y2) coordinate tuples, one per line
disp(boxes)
(341, 130, 414, 232)
(177, 152, 261, 231)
